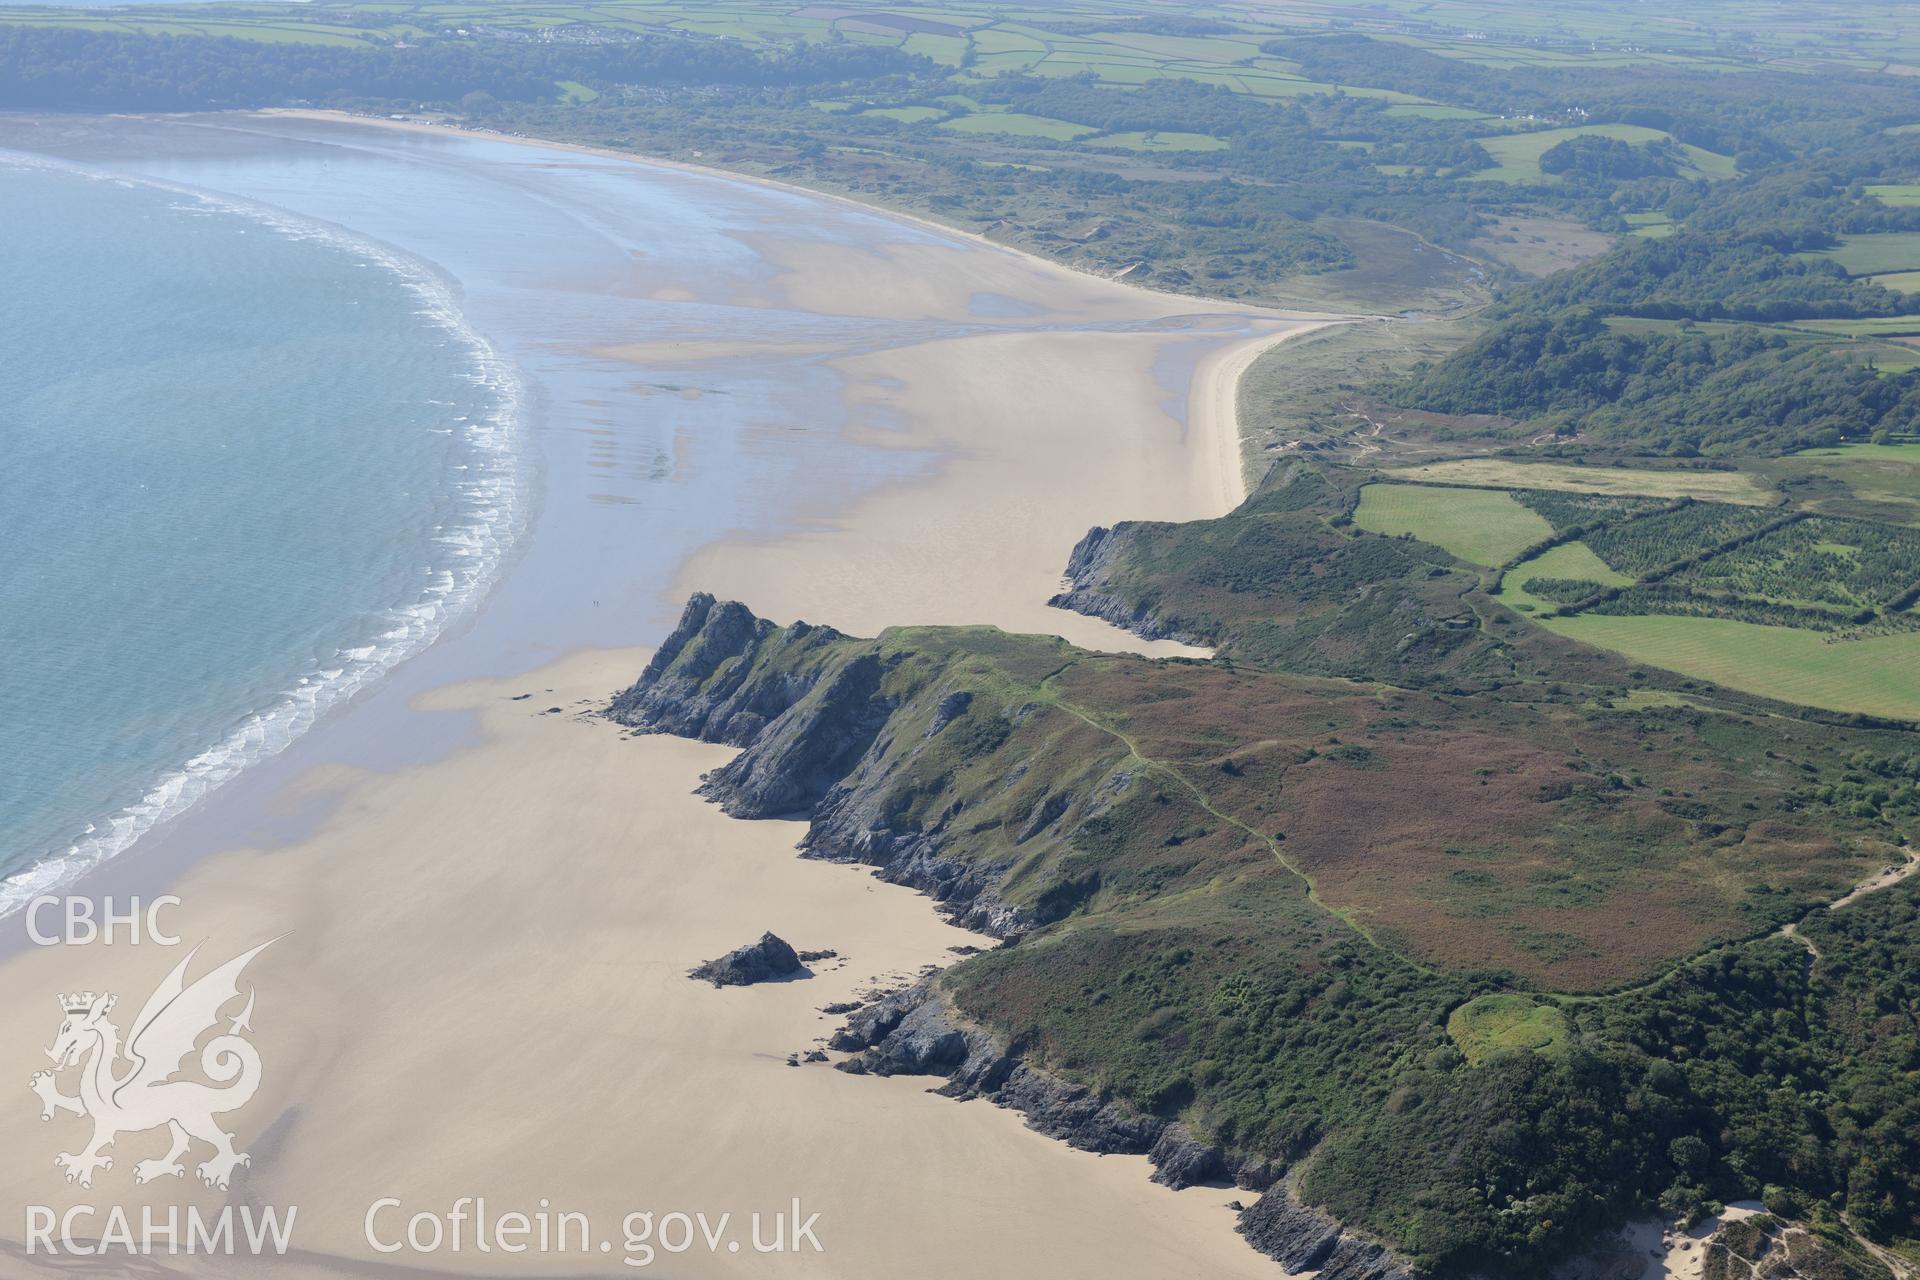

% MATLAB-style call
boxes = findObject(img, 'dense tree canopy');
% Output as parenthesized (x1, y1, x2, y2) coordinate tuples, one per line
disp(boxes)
(0, 26, 926, 111)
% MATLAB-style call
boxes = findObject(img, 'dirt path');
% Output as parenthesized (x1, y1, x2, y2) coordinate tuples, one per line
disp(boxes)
(1783, 852, 1917, 966)
(1044, 681, 1920, 1006)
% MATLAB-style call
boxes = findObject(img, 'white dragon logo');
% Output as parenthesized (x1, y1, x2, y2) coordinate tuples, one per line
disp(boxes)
(29, 939, 276, 1191)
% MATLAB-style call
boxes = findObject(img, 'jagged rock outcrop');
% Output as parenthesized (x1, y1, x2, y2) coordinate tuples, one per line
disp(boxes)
(1234, 1156, 1285, 1193)
(829, 982, 1413, 1274)
(838, 996, 981, 1076)
(985, 1062, 1163, 1156)
(611, 592, 897, 819)
(925, 690, 972, 736)
(696, 651, 894, 818)
(1147, 1124, 1229, 1190)
(797, 683, 1129, 939)
(613, 597, 1048, 936)
(611, 593, 791, 744)
(833, 983, 1157, 1157)
(689, 932, 804, 986)
(801, 784, 1032, 937)
(1045, 466, 1515, 687)
(620, 599, 1420, 1278)
(825, 982, 929, 1053)
(1047, 524, 1205, 644)
(828, 982, 1414, 1272)
(832, 983, 1276, 1187)
(1237, 1193, 1414, 1280)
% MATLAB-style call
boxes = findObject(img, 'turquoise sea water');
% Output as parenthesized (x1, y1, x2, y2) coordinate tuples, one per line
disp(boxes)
(0, 155, 523, 911)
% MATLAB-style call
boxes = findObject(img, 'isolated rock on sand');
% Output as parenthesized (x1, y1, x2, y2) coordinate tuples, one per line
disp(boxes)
(689, 932, 804, 987)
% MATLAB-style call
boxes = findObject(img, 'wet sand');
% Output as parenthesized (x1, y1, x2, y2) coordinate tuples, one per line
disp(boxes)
(0, 115, 1330, 1277)
(673, 324, 1297, 648)
(0, 654, 1281, 1278)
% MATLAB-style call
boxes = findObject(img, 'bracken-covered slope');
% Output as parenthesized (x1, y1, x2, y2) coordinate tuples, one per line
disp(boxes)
(611, 543, 1916, 1275)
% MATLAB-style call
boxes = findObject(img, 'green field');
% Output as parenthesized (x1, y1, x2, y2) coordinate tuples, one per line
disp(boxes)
(6, 0, 1917, 95)
(1797, 441, 1920, 467)
(1544, 614, 1920, 719)
(1868, 183, 1920, 207)
(1391, 459, 1775, 504)
(1862, 345, 1920, 373)
(937, 112, 1095, 141)
(1803, 231, 1920, 278)
(1790, 315, 1920, 337)
(1382, 103, 1494, 121)
(0, 0, 1796, 105)
(1471, 123, 1734, 183)
(1869, 270, 1920, 293)
(860, 105, 944, 123)
(1473, 123, 1668, 181)
(1447, 994, 1570, 1066)
(1624, 211, 1675, 239)
(1352, 483, 1552, 566)
(1755, 441, 1920, 524)
(0, 11, 368, 43)
(1497, 540, 1633, 614)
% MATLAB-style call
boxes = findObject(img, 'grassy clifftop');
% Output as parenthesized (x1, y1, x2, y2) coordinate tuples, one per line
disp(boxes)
(613, 479, 1917, 1274)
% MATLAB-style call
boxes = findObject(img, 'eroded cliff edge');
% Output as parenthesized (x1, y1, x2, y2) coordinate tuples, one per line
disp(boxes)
(610, 588, 1256, 942)
(608, 591, 1415, 1278)
(608, 579, 1918, 1280)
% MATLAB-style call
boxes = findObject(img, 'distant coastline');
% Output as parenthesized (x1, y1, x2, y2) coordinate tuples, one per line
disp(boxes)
(258, 106, 1346, 500)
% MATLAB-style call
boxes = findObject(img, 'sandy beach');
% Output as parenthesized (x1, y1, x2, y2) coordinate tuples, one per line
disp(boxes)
(0, 114, 1332, 1276)
(672, 323, 1302, 646)
(1, 655, 1283, 1278)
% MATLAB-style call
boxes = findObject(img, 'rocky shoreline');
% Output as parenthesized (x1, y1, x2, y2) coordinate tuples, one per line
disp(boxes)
(824, 979, 1411, 1280)
(607, 593, 1039, 937)
(1046, 524, 1208, 646)
(609, 595, 1416, 1277)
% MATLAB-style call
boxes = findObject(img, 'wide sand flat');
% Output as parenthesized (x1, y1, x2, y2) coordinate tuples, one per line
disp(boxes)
(675, 323, 1311, 649)
(0, 654, 1279, 1278)
(0, 116, 1331, 1277)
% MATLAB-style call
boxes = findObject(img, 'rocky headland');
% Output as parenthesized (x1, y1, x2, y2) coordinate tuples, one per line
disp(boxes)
(608, 592, 1068, 938)
(610, 600, 1415, 1278)
(1047, 523, 1208, 647)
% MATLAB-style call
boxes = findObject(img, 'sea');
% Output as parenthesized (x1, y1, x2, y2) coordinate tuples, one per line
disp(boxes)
(0, 113, 1240, 920)
(0, 113, 968, 918)
(0, 153, 524, 914)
